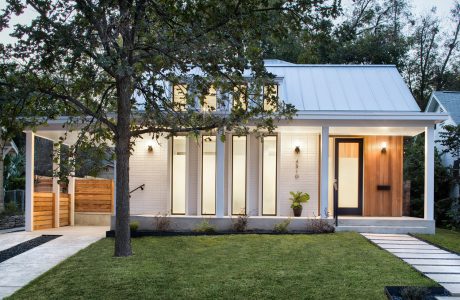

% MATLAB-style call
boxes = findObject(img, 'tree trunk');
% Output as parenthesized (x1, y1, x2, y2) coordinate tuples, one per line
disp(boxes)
(114, 77, 132, 257)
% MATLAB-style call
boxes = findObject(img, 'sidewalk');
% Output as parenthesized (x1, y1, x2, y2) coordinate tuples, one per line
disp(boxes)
(0, 226, 108, 299)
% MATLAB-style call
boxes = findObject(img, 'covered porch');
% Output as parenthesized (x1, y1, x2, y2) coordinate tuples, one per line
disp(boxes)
(24, 112, 445, 234)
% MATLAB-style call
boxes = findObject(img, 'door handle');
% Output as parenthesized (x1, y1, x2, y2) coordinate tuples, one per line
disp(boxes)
(333, 179, 338, 191)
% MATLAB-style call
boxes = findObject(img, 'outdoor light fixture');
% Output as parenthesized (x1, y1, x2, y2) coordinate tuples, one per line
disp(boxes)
(295, 146, 301, 154)
(147, 141, 154, 153)
(381, 142, 387, 154)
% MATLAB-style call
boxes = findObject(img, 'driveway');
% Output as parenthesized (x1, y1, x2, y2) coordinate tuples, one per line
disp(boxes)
(0, 226, 108, 299)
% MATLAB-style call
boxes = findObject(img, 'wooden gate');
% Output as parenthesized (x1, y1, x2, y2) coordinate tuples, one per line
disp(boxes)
(75, 179, 114, 213)
(33, 192, 55, 230)
(59, 193, 71, 226)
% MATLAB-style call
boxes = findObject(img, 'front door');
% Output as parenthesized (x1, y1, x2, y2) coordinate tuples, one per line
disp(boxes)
(334, 138, 363, 216)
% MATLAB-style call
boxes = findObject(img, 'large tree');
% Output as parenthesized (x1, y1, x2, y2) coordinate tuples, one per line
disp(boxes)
(0, 0, 338, 256)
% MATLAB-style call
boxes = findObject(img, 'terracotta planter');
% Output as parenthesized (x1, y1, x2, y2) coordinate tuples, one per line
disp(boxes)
(293, 206, 303, 217)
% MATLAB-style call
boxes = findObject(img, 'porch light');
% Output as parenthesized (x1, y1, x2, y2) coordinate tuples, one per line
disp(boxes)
(294, 146, 300, 154)
(381, 142, 387, 154)
(147, 141, 154, 153)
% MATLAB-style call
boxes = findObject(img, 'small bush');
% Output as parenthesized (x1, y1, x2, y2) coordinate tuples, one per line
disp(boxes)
(193, 219, 215, 233)
(153, 212, 172, 232)
(273, 219, 291, 233)
(400, 286, 429, 300)
(129, 221, 140, 232)
(232, 213, 249, 232)
(306, 218, 335, 234)
(0, 202, 20, 218)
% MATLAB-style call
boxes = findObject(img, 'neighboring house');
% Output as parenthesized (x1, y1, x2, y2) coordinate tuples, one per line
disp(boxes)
(425, 91, 460, 197)
(23, 60, 448, 234)
(2, 139, 18, 159)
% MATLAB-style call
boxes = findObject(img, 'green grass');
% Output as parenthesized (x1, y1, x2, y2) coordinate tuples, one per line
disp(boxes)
(415, 228, 460, 254)
(9, 233, 435, 300)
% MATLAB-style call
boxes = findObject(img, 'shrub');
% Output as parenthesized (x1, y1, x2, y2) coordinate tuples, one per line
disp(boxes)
(400, 286, 429, 300)
(129, 221, 140, 232)
(289, 191, 310, 209)
(153, 212, 172, 232)
(0, 202, 20, 218)
(193, 219, 215, 233)
(232, 213, 249, 232)
(273, 219, 291, 233)
(306, 218, 335, 234)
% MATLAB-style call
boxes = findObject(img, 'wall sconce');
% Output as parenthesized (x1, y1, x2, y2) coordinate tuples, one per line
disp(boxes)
(294, 146, 301, 154)
(381, 142, 387, 154)
(147, 141, 154, 153)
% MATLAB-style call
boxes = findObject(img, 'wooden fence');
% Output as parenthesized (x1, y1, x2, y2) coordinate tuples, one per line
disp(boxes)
(75, 179, 114, 213)
(59, 193, 71, 226)
(33, 192, 55, 230)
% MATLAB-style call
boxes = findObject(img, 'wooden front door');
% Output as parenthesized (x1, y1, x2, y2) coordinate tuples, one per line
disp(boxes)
(334, 138, 363, 216)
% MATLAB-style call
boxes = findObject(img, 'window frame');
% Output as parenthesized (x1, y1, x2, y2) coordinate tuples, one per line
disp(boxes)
(263, 84, 279, 112)
(261, 135, 278, 216)
(231, 135, 247, 215)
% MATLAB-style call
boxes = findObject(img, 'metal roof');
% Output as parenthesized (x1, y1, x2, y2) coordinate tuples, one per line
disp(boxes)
(426, 91, 460, 124)
(265, 61, 421, 112)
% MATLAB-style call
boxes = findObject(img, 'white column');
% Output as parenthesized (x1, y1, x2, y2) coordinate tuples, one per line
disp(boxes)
(68, 176, 75, 226)
(320, 126, 329, 218)
(25, 131, 35, 231)
(215, 130, 226, 217)
(52, 144, 60, 228)
(424, 126, 435, 220)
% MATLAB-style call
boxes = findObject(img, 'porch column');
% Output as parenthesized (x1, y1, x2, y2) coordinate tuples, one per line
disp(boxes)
(320, 126, 329, 218)
(424, 126, 435, 220)
(52, 144, 60, 228)
(68, 176, 75, 226)
(25, 131, 35, 231)
(215, 130, 226, 217)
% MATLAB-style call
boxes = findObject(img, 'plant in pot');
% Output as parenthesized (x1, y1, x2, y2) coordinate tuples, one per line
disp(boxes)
(289, 191, 310, 217)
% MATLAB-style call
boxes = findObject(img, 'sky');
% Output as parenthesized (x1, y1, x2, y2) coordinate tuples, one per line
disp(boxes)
(0, 0, 457, 45)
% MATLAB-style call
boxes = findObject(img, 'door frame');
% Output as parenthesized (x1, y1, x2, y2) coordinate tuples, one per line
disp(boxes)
(334, 138, 364, 216)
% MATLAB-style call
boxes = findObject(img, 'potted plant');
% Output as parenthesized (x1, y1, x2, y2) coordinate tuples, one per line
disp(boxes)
(289, 191, 310, 217)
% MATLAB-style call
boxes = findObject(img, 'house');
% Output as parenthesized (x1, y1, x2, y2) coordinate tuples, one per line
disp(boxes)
(2, 139, 18, 159)
(23, 60, 447, 234)
(425, 91, 460, 197)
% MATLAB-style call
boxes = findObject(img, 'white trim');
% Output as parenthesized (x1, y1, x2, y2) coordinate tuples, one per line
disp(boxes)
(320, 127, 329, 218)
(215, 131, 225, 217)
(424, 126, 435, 220)
(25, 131, 34, 232)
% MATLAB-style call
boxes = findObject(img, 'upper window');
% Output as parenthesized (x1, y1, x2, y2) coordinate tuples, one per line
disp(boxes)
(232, 85, 248, 111)
(202, 86, 217, 112)
(173, 84, 188, 111)
(263, 84, 278, 112)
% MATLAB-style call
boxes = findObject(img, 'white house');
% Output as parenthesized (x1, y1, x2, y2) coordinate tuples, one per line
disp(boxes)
(23, 60, 448, 234)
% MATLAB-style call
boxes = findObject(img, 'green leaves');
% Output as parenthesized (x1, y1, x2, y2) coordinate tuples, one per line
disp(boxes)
(289, 191, 310, 208)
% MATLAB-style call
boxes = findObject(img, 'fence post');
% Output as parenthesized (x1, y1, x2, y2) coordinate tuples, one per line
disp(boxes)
(68, 177, 76, 226)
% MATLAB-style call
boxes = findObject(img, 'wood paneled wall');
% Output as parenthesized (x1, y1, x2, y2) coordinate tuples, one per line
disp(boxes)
(363, 136, 403, 217)
(33, 192, 55, 230)
(75, 179, 114, 213)
(59, 193, 71, 226)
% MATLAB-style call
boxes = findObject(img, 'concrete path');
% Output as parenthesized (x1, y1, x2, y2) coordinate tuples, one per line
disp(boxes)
(0, 226, 108, 299)
(362, 233, 460, 297)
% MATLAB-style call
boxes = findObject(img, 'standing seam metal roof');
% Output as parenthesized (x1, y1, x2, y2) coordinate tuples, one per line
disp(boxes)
(430, 91, 460, 124)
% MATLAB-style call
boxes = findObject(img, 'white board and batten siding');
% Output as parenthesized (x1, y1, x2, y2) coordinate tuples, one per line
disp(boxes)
(128, 133, 321, 217)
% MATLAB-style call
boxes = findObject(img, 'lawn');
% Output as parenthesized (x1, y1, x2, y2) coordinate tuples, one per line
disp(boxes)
(415, 228, 460, 254)
(9, 233, 435, 300)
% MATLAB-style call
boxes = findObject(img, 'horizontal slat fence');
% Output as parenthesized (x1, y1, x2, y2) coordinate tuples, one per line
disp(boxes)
(59, 193, 71, 226)
(33, 192, 55, 230)
(75, 179, 114, 213)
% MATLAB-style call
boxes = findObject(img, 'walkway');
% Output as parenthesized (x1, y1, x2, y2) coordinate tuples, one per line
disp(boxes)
(0, 226, 108, 299)
(363, 233, 460, 297)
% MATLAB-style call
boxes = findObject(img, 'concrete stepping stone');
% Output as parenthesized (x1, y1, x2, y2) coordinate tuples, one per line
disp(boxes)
(436, 296, 460, 300)
(373, 240, 431, 245)
(388, 249, 449, 254)
(404, 259, 460, 266)
(425, 274, 460, 283)
(394, 253, 460, 259)
(440, 283, 460, 296)
(379, 244, 439, 250)
(414, 265, 460, 273)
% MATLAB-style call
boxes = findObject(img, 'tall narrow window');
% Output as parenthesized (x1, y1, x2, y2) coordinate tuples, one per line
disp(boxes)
(262, 136, 277, 215)
(263, 84, 278, 111)
(232, 136, 247, 215)
(173, 84, 187, 111)
(202, 136, 216, 215)
(171, 136, 186, 214)
(202, 86, 217, 111)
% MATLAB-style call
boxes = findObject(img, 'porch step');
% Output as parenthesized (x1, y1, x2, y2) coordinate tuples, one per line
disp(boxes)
(337, 218, 433, 227)
(336, 225, 434, 234)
